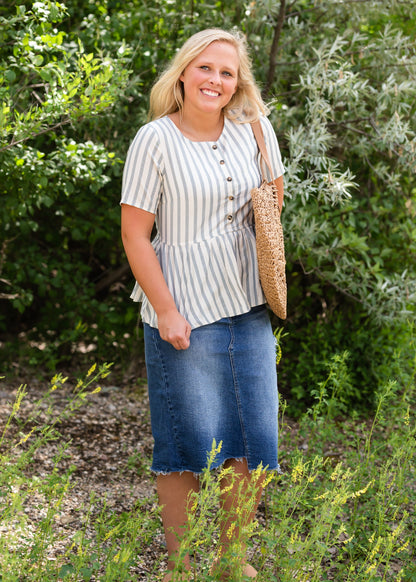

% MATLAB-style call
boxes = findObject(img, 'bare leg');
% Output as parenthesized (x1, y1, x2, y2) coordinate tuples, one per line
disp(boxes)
(215, 458, 265, 580)
(157, 471, 200, 577)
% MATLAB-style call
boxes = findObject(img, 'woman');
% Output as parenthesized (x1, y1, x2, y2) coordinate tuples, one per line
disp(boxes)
(120, 28, 284, 581)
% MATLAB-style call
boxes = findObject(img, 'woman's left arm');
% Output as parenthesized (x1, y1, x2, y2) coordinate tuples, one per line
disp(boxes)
(273, 175, 284, 216)
(261, 117, 285, 215)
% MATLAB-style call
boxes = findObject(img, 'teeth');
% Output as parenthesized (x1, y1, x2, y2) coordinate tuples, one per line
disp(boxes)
(201, 89, 219, 97)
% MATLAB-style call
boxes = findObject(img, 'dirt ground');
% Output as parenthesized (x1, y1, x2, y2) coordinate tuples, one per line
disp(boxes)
(0, 373, 170, 580)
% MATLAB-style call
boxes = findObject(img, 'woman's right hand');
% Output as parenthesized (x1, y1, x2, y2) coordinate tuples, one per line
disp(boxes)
(157, 309, 192, 350)
(121, 205, 191, 350)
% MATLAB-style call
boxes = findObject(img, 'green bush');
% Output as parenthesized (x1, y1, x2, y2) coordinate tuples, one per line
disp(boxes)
(279, 314, 415, 416)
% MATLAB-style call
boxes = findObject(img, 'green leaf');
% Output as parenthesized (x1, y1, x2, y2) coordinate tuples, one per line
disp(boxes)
(58, 564, 75, 578)
(4, 70, 16, 83)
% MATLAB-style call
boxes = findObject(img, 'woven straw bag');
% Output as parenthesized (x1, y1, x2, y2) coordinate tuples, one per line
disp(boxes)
(250, 121, 287, 319)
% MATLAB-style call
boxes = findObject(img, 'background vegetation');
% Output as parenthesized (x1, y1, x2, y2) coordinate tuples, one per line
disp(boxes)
(1, 0, 415, 413)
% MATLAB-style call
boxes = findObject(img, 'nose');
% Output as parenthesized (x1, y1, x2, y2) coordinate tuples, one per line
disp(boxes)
(209, 70, 221, 85)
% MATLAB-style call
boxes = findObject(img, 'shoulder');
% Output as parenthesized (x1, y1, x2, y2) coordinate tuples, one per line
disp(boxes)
(131, 117, 170, 144)
(259, 115, 276, 135)
(259, 116, 280, 151)
(224, 117, 254, 140)
(225, 115, 274, 137)
(126, 118, 175, 162)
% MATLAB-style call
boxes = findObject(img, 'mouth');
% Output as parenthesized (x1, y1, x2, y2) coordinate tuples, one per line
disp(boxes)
(200, 88, 220, 97)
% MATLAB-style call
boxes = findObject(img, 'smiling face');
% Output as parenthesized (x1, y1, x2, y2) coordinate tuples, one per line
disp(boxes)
(179, 41, 239, 118)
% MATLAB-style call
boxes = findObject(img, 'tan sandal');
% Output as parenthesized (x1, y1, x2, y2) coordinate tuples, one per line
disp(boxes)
(210, 559, 257, 580)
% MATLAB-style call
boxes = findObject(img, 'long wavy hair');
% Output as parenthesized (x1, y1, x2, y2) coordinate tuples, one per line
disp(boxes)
(149, 28, 268, 123)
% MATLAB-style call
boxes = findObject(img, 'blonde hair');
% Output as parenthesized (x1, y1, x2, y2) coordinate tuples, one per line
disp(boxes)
(149, 28, 268, 123)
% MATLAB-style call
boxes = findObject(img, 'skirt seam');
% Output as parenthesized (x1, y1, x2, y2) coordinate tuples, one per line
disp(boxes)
(150, 327, 186, 468)
(228, 321, 251, 465)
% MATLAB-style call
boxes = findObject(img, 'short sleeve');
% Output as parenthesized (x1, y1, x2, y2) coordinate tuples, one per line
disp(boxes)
(120, 123, 164, 213)
(260, 116, 285, 181)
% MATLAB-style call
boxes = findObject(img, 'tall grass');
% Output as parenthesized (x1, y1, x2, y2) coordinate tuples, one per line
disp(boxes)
(0, 341, 415, 581)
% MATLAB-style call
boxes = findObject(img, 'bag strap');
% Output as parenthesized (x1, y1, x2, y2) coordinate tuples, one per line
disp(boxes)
(250, 120, 274, 182)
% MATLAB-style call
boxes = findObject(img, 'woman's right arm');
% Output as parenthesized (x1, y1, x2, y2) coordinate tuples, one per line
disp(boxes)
(121, 204, 191, 350)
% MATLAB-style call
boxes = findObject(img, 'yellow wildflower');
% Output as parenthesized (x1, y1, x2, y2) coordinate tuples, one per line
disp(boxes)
(227, 523, 235, 539)
(16, 426, 36, 446)
(276, 342, 282, 365)
(351, 480, 373, 499)
(221, 483, 234, 494)
(330, 462, 343, 481)
(365, 563, 377, 575)
(87, 363, 97, 377)
(291, 458, 305, 483)
(263, 473, 274, 487)
(290, 532, 300, 544)
(314, 490, 330, 500)
(12, 386, 26, 414)
(397, 540, 409, 553)
(104, 525, 121, 540)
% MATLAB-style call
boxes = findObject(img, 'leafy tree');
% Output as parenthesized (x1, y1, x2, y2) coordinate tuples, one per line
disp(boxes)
(261, 0, 416, 408)
(0, 1, 130, 363)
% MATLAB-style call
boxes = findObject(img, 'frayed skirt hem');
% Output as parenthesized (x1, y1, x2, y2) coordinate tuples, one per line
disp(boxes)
(151, 457, 283, 477)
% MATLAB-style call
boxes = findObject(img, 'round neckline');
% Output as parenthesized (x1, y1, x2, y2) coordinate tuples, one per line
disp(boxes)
(166, 115, 227, 143)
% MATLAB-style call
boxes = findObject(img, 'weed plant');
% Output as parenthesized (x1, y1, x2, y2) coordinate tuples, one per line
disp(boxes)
(0, 337, 415, 581)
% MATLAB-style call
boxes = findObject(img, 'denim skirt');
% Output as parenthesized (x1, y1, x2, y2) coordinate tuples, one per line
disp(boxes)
(143, 305, 279, 474)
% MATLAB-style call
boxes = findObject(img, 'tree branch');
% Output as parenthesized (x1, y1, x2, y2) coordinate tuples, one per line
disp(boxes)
(0, 293, 19, 300)
(298, 259, 364, 304)
(0, 118, 71, 152)
(94, 263, 131, 294)
(262, 0, 287, 100)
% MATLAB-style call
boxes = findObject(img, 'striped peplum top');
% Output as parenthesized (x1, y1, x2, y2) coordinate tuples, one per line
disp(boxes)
(120, 115, 285, 330)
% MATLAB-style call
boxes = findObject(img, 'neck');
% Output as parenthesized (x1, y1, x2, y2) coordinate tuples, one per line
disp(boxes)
(173, 110, 224, 142)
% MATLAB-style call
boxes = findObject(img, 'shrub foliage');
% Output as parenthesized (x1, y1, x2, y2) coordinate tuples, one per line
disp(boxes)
(0, 1, 415, 408)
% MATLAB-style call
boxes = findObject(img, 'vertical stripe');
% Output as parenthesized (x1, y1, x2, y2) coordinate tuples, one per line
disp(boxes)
(120, 115, 284, 329)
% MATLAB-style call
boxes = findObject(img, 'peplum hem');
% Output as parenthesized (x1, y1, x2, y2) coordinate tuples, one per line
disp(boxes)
(130, 225, 266, 330)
